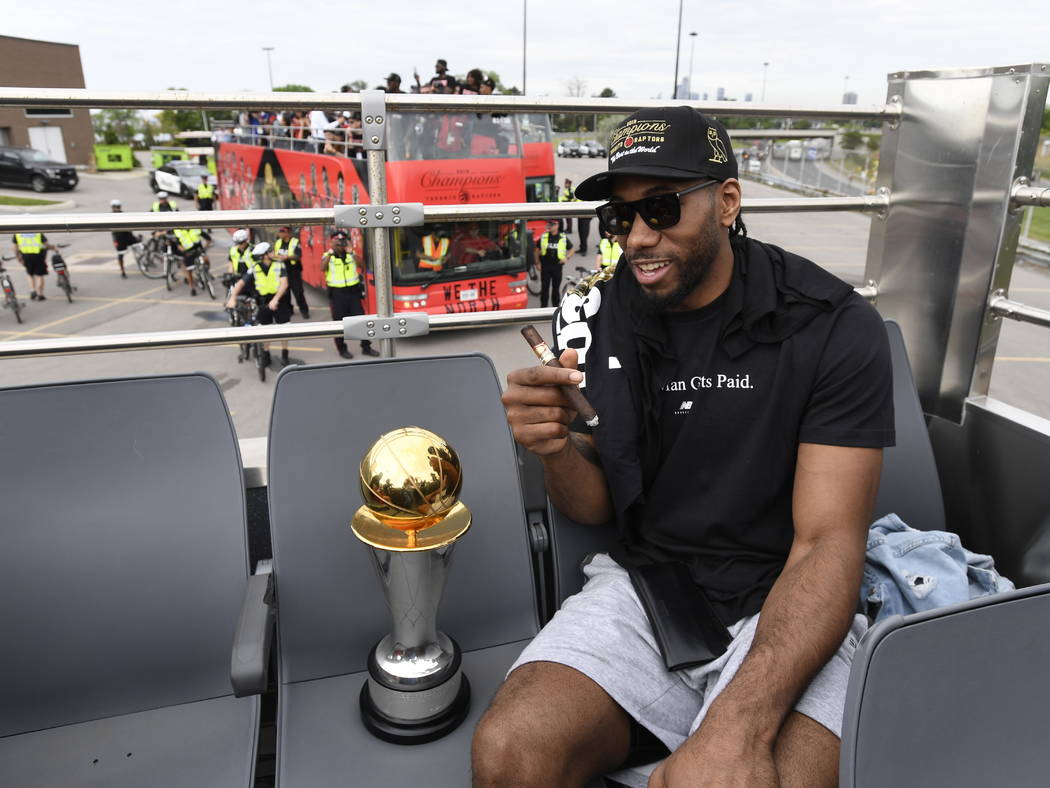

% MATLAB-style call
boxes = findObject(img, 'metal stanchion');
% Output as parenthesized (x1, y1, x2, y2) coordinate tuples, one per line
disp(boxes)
(362, 91, 396, 358)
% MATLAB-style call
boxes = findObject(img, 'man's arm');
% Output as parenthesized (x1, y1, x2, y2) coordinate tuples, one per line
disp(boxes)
(651, 442, 881, 786)
(502, 348, 613, 525)
(270, 275, 289, 311)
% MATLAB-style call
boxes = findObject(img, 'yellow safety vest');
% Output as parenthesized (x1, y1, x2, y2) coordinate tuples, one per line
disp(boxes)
(558, 187, 579, 203)
(325, 251, 360, 288)
(274, 237, 300, 266)
(540, 232, 568, 262)
(229, 245, 254, 273)
(151, 199, 178, 212)
(14, 233, 43, 254)
(420, 235, 449, 270)
(599, 238, 622, 268)
(252, 262, 282, 296)
(174, 228, 201, 250)
(197, 182, 216, 199)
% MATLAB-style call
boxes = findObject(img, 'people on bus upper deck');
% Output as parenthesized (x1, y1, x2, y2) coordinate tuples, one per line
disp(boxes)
(12, 231, 55, 301)
(320, 230, 380, 359)
(386, 73, 405, 94)
(109, 199, 138, 279)
(225, 241, 291, 366)
(474, 107, 894, 788)
(274, 225, 309, 319)
(424, 59, 458, 94)
(459, 69, 484, 95)
(479, 78, 496, 95)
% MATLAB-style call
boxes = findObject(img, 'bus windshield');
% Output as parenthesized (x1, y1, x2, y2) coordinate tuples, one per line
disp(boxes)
(517, 113, 553, 144)
(387, 112, 521, 162)
(391, 221, 526, 285)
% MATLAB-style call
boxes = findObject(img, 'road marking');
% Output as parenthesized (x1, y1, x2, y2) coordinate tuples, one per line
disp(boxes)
(1010, 288, 1050, 293)
(995, 357, 1050, 362)
(0, 330, 67, 337)
(2, 285, 167, 341)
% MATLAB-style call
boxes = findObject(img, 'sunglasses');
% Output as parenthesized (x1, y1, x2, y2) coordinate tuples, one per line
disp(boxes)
(596, 179, 719, 235)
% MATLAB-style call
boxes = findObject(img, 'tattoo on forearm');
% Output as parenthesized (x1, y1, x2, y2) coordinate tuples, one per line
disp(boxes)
(570, 433, 600, 466)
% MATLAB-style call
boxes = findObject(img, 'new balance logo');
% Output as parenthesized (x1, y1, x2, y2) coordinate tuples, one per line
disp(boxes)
(679, 401, 693, 411)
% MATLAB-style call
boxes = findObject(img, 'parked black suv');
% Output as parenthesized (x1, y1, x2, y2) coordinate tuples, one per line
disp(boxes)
(0, 146, 79, 192)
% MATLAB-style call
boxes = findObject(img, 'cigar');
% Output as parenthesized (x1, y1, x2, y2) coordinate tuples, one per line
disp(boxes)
(521, 325, 599, 428)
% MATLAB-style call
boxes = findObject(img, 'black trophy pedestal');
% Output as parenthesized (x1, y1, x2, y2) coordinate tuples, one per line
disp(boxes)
(359, 636, 471, 745)
(360, 674, 471, 745)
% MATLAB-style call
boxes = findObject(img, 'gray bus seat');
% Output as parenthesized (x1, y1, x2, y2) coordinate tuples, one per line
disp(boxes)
(839, 582, 1050, 787)
(0, 374, 260, 788)
(265, 354, 538, 786)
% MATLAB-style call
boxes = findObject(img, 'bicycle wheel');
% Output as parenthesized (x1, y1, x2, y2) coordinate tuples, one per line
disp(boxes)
(255, 344, 267, 382)
(62, 275, 73, 303)
(203, 265, 216, 299)
(137, 247, 167, 280)
(165, 256, 174, 291)
(526, 263, 541, 296)
(9, 293, 23, 324)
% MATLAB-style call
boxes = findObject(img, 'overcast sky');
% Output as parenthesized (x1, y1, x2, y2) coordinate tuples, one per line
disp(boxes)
(5, 0, 1049, 106)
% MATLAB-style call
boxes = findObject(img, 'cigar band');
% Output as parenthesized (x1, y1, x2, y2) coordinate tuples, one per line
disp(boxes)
(534, 342, 556, 365)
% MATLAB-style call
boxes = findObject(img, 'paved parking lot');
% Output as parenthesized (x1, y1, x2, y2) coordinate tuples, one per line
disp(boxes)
(1, 156, 1047, 439)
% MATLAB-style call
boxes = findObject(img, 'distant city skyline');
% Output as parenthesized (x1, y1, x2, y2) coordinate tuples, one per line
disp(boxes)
(1, 1, 1045, 107)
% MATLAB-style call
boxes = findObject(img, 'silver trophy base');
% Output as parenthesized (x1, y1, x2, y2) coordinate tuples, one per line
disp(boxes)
(359, 636, 471, 744)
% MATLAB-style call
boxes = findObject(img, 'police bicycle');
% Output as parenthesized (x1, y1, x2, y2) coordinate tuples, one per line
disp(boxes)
(51, 244, 76, 303)
(133, 233, 179, 283)
(222, 273, 268, 382)
(189, 245, 216, 299)
(0, 255, 24, 324)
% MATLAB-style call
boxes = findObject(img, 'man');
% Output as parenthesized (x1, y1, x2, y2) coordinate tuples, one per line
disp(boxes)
(151, 191, 178, 212)
(473, 107, 894, 787)
(417, 227, 450, 271)
(534, 218, 574, 308)
(195, 176, 217, 211)
(12, 231, 55, 301)
(420, 59, 457, 94)
(450, 222, 499, 266)
(320, 231, 379, 359)
(274, 225, 309, 318)
(109, 199, 138, 279)
(225, 241, 291, 366)
(557, 178, 577, 235)
(385, 73, 405, 94)
(228, 229, 253, 274)
(595, 229, 622, 271)
(173, 226, 209, 295)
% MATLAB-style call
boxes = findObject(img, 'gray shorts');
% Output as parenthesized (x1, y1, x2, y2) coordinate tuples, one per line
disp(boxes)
(509, 553, 867, 752)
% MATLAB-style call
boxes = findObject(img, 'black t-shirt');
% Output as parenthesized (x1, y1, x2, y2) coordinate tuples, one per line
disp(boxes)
(552, 236, 895, 624)
(536, 233, 573, 266)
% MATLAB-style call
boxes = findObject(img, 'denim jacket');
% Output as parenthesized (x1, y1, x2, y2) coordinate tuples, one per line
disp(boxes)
(862, 513, 1015, 622)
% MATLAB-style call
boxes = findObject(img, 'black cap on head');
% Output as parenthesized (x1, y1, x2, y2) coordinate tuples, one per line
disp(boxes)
(386, 73, 401, 83)
(575, 107, 737, 201)
(331, 230, 349, 243)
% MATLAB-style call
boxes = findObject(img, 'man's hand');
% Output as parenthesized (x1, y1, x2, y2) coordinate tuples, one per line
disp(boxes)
(648, 726, 778, 788)
(225, 297, 236, 310)
(268, 298, 280, 312)
(501, 348, 581, 457)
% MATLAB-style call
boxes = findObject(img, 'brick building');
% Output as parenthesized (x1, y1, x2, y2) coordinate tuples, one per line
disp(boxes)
(0, 35, 94, 166)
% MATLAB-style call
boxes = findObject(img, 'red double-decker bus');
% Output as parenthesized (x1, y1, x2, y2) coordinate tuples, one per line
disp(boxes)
(216, 110, 554, 314)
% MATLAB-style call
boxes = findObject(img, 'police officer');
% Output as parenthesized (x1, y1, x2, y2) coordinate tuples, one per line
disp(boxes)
(274, 225, 309, 318)
(173, 227, 210, 295)
(321, 231, 379, 359)
(151, 191, 178, 212)
(225, 241, 291, 366)
(195, 176, 217, 211)
(12, 231, 55, 300)
(595, 230, 623, 271)
(534, 219, 575, 308)
(557, 178, 576, 235)
(110, 199, 139, 279)
(228, 229, 253, 274)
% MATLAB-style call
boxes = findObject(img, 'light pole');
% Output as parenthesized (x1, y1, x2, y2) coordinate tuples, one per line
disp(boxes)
(672, 0, 683, 99)
(762, 61, 769, 102)
(522, 1, 527, 94)
(843, 74, 849, 101)
(262, 47, 275, 91)
(687, 32, 698, 101)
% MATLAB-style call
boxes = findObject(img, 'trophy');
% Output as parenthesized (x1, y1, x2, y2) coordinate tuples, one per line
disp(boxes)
(351, 427, 472, 744)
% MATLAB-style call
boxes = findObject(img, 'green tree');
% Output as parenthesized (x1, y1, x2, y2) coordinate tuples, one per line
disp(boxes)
(865, 135, 881, 153)
(92, 108, 143, 145)
(1042, 106, 1050, 132)
(597, 87, 616, 98)
(841, 129, 863, 150)
(156, 88, 205, 135)
(273, 84, 314, 92)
